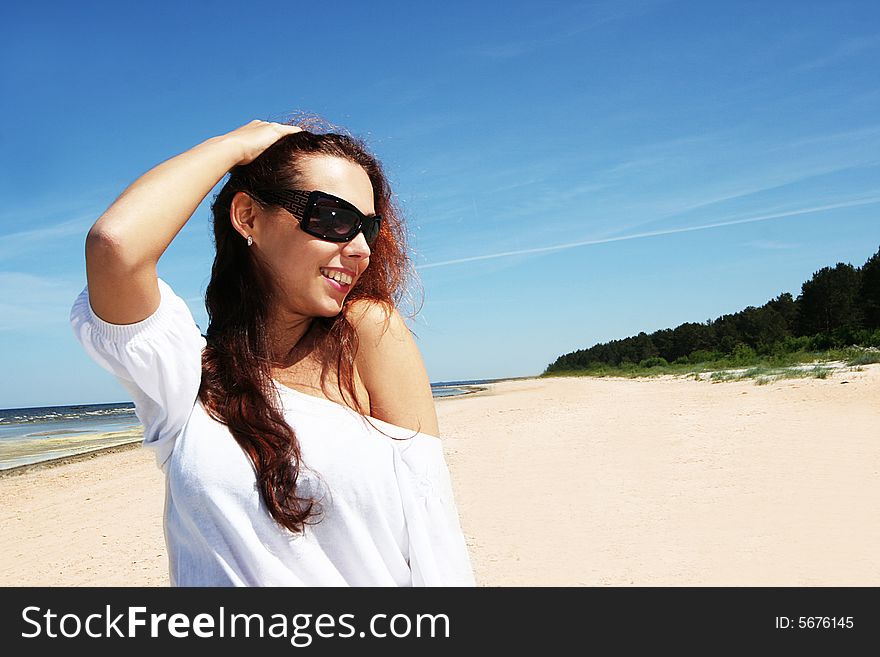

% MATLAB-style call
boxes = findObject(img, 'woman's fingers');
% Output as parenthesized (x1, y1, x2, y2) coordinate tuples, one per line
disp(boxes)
(226, 121, 304, 165)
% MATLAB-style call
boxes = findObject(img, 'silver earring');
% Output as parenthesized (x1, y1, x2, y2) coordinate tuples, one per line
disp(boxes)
(246, 235, 253, 247)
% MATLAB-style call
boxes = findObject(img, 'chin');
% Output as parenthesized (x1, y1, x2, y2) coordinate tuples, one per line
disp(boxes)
(315, 299, 345, 317)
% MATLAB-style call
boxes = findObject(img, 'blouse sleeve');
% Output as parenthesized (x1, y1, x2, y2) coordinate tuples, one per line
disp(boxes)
(69, 278, 206, 468)
(391, 436, 477, 586)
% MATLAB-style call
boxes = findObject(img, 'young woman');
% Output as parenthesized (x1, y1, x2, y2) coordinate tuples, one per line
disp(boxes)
(70, 119, 475, 586)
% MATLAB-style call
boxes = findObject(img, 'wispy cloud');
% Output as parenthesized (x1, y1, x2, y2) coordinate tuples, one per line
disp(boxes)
(763, 124, 880, 151)
(628, 161, 864, 226)
(0, 214, 96, 261)
(0, 272, 81, 331)
(416, 196, 880, 269)
(371, 112, 470, 142)
(462, 0, 659, 61)
(795, 34, 880, 72)
(1, 216, 90, 241)
(588, 138, 880, 237)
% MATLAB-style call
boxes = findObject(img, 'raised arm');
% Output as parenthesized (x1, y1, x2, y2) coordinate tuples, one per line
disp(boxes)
(84, 120, 301, 324)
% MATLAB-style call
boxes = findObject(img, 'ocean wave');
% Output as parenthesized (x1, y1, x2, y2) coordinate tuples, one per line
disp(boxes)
(0, 407, 137, 425)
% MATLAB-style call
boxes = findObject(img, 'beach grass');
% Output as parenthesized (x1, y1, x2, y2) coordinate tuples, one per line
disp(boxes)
(540, 346, 878, 385)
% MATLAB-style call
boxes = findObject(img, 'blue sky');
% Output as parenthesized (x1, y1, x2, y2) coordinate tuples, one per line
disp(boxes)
(1, 0, 879, 408)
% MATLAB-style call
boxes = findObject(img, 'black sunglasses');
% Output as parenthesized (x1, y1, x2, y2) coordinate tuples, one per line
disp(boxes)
(251, 189, 382, 246)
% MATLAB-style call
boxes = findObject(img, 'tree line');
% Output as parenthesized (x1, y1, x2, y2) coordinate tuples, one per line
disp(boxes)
(544, 245, 880, 372)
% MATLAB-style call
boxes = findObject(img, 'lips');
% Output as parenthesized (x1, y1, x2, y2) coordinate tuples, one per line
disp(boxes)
(320, 267, 354, 294)
(319, 267, 355, 286)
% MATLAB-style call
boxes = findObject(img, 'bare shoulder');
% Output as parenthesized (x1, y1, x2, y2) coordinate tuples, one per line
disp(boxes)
(345, 297, 398, 339)
(345, 298, 439, 437)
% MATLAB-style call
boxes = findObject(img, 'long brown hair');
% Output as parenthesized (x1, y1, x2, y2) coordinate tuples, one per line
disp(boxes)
(199, 119, 421, 533)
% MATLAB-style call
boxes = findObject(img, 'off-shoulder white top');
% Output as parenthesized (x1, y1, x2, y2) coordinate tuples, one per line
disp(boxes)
(69, 279, 474, 587)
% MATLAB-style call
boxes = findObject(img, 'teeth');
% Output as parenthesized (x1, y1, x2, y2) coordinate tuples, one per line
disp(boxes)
(321, 268, 352, 285)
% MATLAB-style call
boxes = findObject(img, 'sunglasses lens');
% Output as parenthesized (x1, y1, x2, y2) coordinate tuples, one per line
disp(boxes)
(363, 217, 381, 245)
(308, 197, 381, 245)
(309, 200, 360, 240)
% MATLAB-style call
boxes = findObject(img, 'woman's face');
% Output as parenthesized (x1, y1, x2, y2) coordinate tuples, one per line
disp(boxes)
(244, 154, 375, 320)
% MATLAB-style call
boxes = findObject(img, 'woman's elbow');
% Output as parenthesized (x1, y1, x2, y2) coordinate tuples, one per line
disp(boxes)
(85, 224, 147, 272)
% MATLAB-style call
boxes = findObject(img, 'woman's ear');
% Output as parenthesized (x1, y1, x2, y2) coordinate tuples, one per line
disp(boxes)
(230, 191, 261, 242)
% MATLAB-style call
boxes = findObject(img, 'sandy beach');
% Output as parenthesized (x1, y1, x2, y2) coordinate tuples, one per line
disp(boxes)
(1, 367, 878, 586)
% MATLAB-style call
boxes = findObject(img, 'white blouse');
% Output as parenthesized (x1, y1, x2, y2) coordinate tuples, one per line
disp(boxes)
(69, 278, 475, 587)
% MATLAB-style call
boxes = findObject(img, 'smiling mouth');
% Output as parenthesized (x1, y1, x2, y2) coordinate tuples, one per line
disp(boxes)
(319, 268, 353, 288)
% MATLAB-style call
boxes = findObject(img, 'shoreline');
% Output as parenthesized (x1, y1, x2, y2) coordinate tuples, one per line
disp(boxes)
(2, 366, 878, 586)
(0, 440, 144, 479)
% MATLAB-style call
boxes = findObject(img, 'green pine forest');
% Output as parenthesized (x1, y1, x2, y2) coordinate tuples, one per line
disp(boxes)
(542, 245, 880, 380)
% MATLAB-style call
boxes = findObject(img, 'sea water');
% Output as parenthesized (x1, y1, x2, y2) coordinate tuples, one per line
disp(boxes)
(0, 403, 143, 470)
(0, 379, 498, 470)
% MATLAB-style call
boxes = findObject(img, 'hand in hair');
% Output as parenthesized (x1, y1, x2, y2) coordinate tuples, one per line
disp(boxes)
(222, 120, 304, 166)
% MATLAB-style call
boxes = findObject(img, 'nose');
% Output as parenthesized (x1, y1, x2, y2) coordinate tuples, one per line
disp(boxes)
(342, 229, 372, 258)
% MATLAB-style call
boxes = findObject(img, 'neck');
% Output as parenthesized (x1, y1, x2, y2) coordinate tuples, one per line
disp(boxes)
(266, 311, 315, 369)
